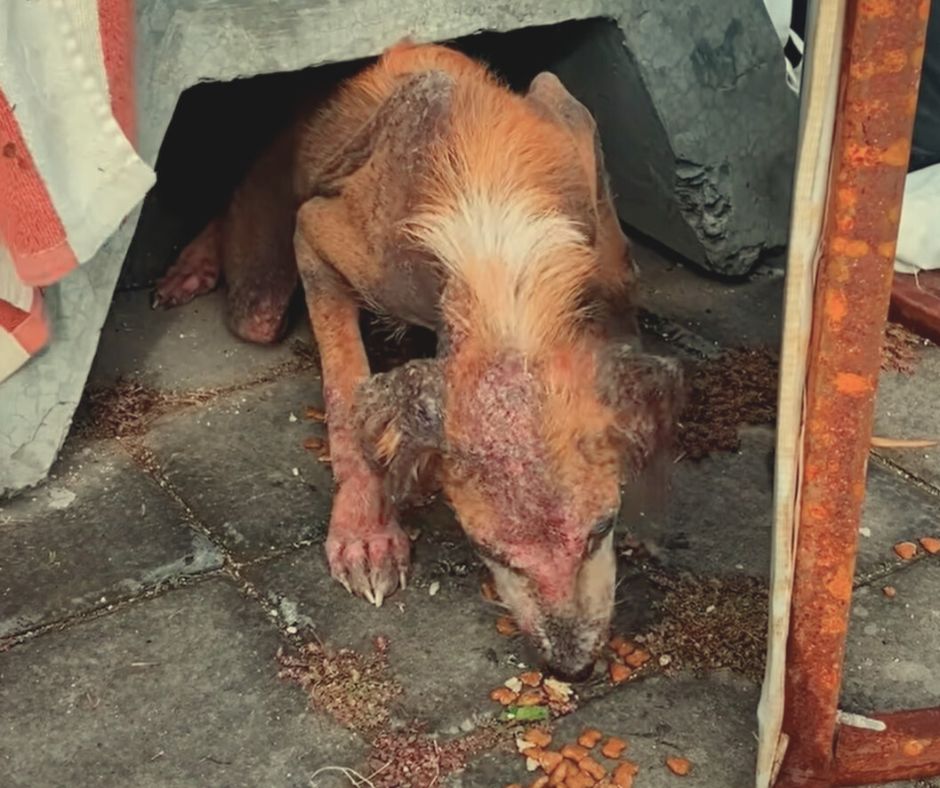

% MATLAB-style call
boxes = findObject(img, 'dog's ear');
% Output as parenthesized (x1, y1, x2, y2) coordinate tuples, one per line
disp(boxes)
(596, 344, 684, 478)
(525, 72, 610, 241)
(353, 359, 445, 505)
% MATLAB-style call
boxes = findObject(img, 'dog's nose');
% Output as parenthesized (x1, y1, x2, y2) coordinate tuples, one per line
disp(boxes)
(547, 661, 595, 683)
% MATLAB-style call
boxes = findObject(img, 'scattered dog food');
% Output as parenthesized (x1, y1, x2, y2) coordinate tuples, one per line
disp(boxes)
(601, 737, 628, 760)
(496, 616, 519, 636)
(677, 347, 778, 460)
(609, 662, 632, 685)
(624, 649, 651, 669)
(490, 687, 518, 706)
(666, 756, 692, 776)
(507, 724, 638, 788)
(894, 541, 918, 560)
(524, 728, 553, 749)
(919, 536, 940, 555)
(578, 729, 603, 749)
(521, 671, 543, 687)
(612, 761, 640, 786)
(883, 585, 898, 598)
(881, 321, 928, 374)
(603, 634, 651, 686)
(561, 743, 590, 762)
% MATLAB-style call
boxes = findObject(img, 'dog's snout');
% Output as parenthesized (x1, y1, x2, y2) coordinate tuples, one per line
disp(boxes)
(548, 661, 595, 683)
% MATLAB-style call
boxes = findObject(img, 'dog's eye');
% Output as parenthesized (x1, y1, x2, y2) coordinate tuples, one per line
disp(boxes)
(592, 517, 615, 537)
(586, 517, 615, 554)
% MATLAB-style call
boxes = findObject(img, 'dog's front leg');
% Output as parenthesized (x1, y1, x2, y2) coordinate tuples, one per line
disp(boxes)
(295, 202, 409, 607)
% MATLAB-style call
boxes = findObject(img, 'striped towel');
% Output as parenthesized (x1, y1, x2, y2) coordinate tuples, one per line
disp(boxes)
(0, 0, 155, 383)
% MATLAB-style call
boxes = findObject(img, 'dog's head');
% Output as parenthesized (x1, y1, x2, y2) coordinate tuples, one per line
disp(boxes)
(354, 344, 681, 678)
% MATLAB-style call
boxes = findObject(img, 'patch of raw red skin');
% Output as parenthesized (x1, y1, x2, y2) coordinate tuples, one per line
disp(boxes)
(448, 356, 589, 605)
(323, 385, 369, 482)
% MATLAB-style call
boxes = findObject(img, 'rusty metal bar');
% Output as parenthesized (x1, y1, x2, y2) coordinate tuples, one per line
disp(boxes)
(832, 707, 940, 785)
(775, 1, 931, 786)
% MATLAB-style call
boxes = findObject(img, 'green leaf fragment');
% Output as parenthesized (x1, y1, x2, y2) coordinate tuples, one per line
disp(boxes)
(500, 705, 550, 722)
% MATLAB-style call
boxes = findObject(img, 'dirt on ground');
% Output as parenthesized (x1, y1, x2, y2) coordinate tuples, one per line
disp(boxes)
(642, 572, 768, 681)
(366, 724, 509, 788)
(74, 339, 317, 439)
(277, 637, 403, 734)
(73, 379, 214, 439)
(677, 347, 778, 460)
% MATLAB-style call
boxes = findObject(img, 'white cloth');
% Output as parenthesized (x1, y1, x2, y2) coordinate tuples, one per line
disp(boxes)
(895, 162, 940, 273)
(0, 0, 155, 264)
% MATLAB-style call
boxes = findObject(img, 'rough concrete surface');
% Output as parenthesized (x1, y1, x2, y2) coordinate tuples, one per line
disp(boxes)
(2, 235, 937, 786)
(0, 438, 222, 641)
(88, 289, 313, 392)
(141, 375, 334, 562)
(874, 343, 940, 490)
(843, 557, 940, 714)
(0, 579, 363, 788)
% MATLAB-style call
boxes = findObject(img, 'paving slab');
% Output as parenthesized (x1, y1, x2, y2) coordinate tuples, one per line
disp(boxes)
(652, 427, 940, 584)
(0, 439, 222, 641)
(636, 243, 785, 350)
(243, 503, 527, 732)
(142, 375, 333, 562)
(842, 557, 940, 715)
(657, 426, 775, 579)
(88, 288, 313, 392)
(0, 578, 363, 788)
(856, 459, 940, 583)
(874, 343, 940, 491)
(455, 672, 760, 787)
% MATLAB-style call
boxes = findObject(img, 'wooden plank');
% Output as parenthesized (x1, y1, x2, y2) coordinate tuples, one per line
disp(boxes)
(755, 1, 847, 785)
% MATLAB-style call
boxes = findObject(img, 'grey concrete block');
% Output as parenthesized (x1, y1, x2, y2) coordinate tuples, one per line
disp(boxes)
(0, 434, 223, 641)
(0, 578, 364, 787)
(552, 7, 797, 275)
(141, 375, 334, 561)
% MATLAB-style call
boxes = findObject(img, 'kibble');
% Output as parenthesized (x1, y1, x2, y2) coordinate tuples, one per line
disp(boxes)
(601, 737, 628, 759)
(578, 729, 603, 749)
(666, 756, 692, 776)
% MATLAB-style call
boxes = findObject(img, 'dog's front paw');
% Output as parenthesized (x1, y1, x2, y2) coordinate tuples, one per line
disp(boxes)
(324, 476, 410, 606)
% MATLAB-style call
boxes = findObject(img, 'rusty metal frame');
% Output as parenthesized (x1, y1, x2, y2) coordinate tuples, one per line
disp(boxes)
(775, 1, 937, 786)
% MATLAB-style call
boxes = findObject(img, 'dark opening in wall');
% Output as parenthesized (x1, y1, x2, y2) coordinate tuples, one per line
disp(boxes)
(118, 20, 598, 293)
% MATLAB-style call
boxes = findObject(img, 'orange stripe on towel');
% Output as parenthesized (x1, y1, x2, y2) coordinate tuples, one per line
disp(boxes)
(0, 290, 49, 355)
(0, 90, 78, 288)
(98, 0, 137, 143)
